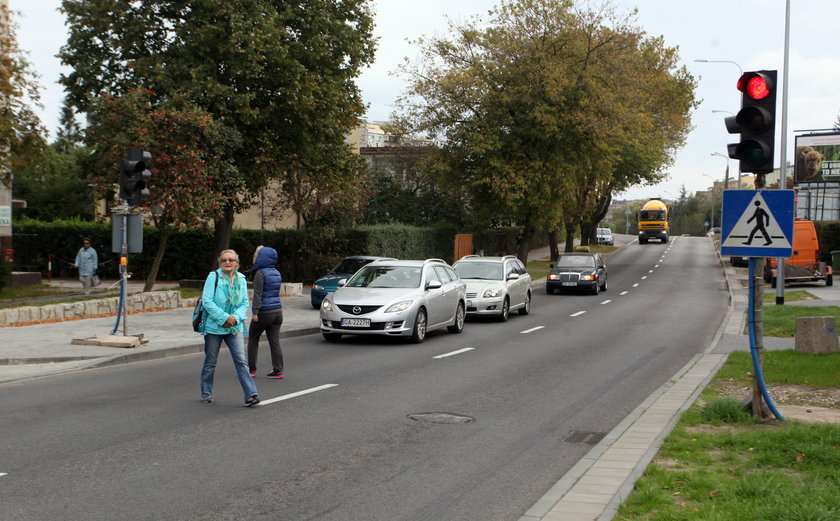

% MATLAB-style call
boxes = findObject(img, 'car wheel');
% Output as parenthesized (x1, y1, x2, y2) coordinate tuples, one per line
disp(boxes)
(591, 280, 599, 295)
(518, 291, 531, 315)
(827, 274, 834, 286)
(498, 297, 510, 322)
(601, 275, 608, 292)
(411, 308, 428, 343)
(546, 287, 554, 295)
(322, 332, 341, 342)
(448, 302, 465, 333)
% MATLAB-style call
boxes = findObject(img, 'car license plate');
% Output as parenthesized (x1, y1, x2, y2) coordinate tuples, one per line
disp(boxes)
(562, 282, 576, 287)
(341, 318, 370, 327)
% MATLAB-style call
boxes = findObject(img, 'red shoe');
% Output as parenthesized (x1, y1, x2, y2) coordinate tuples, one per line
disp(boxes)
(249, 370, 256, 377)
(266, 371, 284, 379)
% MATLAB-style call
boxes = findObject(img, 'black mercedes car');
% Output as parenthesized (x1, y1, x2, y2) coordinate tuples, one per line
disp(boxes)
(546, 252, 608, 295)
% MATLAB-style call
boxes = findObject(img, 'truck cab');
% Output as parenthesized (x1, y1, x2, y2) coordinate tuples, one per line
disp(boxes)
(637, 199, 669, 244)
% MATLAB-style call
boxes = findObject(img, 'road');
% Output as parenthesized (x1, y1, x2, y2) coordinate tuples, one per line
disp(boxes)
(0, 236, 728, 521)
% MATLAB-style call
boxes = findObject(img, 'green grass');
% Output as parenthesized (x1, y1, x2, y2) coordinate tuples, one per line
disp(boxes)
(761, 305, 840, 337)
(0, 283, 73, 301)
(763, 290, 818, 303)
(616, 352, 840, 521)
(713, 350, 840, 388)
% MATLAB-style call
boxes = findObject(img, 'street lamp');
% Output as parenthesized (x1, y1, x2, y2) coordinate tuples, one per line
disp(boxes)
(694, 59, 743, 75)
(711, 152, 733, 190)
(701, 174, 716, 232)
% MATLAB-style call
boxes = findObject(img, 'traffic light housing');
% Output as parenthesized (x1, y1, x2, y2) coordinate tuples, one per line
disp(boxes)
(119, 146, 152, 206)
(725, 70, 777, 174)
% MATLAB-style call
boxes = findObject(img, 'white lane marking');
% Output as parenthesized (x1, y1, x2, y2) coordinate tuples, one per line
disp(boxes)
(600, 300, 612, 305)
(620, 291, 628, 295)
(570, 311, 586, 317)
(0, 473, 6, 477)
(434, 347, 475, 359)
(633, 283, 639, 287)
(260, 384, 338, 406)
(642, 276, 648, 280)
(521, 326, 545, 334)
(655, 264, 660, 268)
(649, 269, 654, 273)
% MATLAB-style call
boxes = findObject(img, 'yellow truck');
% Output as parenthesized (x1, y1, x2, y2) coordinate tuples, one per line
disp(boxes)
(637, 199, 669, 244)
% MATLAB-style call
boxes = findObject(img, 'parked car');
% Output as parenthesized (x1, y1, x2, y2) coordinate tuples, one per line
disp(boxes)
(319, 258, 466, 343)
(310, 256, 394, 309)
(452, 255, 532, 321)
(596, 228, 614, 245)
(546, 252, 608, 295)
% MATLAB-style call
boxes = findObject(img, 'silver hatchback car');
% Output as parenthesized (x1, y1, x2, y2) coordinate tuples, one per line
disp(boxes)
(452, 255, 532, 321)
(319, 258, 467, 343)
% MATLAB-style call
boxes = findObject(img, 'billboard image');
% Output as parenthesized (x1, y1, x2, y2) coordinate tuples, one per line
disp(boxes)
(794, 132, 840, 183)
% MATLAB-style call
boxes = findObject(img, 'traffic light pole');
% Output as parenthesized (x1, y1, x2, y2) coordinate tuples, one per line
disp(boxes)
(775, 0, 792, 306)
(111, 202, 129, 336)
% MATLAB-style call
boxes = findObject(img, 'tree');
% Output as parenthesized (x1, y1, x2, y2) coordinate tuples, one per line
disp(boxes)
(85, 90, 242, 290)
(59, 0, 376, 252)
(0, 6, 47, 191)
(397, 0, 696, 261)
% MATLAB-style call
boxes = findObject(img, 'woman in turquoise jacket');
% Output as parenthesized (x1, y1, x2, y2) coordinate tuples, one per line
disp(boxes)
(199, 249, 259, 406)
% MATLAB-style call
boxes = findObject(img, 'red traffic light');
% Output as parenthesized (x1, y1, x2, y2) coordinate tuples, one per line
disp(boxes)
(737, 72, 772, 100)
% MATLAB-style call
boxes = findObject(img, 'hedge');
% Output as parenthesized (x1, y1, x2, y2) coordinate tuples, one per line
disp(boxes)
(10, 220, 548, 283)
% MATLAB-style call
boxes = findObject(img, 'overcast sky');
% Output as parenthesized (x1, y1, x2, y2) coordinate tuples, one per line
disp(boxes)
(13, 0, 840, 201)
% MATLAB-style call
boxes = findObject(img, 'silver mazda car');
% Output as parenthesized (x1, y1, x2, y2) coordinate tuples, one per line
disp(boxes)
(319, 258, 467, 343)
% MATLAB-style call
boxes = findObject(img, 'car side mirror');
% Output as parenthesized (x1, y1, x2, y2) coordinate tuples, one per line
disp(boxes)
(507, 273, 520, 280)
(337, 278, 347, 287)
(426, 280, 443, 290)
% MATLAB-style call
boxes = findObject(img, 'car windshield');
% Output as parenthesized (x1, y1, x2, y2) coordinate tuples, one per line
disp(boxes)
(598, 229, 611, 235)
(331, 258, 374, 275)
(345, 266, 421, 288)
(453, 261, 503, 280)
(556, 255, 595, 268)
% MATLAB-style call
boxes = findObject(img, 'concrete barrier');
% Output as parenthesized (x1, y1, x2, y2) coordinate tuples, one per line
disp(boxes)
(0, 290, 186, 327)
(795, 316, 840, 354)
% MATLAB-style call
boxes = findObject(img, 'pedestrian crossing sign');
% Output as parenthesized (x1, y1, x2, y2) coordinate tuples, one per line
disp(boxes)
(721, 190, 794, 258)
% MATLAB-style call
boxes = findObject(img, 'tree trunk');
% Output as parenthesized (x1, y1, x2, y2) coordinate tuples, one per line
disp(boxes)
(563, 221, 576, 252)
(549, 230, 560, 262)
(213, 200, 236, 268)
(579, 221, 595, 247)
(144, 228, 171, 292)
(516, 226, 533, 265)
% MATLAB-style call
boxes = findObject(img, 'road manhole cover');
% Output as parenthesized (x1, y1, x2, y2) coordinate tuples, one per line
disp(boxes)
(408, 412, 474, 424)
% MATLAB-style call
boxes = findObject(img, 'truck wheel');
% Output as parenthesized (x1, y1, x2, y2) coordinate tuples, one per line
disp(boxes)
(827, 274, 833, 287)
(770, 276, 777, 288)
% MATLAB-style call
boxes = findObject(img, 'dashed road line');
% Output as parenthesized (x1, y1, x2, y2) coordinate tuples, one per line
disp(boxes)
(433, 347, 475, 359)
(642, 276, 648, 280)
(570, 311, 586, 317)
(521, 326, 545, 334)
(620, 291, 629, 295)
(633, 283, 639, 288)
(600, 300, 612, 305)
(259, 384, 338, 406)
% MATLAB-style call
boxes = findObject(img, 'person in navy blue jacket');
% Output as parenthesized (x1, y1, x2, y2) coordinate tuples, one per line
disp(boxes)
(247, 246, 285, 379)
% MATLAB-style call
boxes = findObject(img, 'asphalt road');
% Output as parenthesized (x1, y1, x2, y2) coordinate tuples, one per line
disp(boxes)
(0, 236, 728, 521)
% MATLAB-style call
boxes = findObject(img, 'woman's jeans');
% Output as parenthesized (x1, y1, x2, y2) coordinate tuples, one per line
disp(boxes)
(201, 332, 258, 401)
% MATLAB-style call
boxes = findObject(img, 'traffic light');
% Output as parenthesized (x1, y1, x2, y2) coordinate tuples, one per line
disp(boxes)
(119, 146, 152, 206)
(725, 70, 777, 174)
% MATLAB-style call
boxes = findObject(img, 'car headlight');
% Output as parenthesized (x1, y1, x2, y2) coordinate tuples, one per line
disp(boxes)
(385, 300, 412, 313)
(482, 288, 502, 298)
(547, 274, 557, 280)
(321, 299, 333, 312)
(313, 284, 325, 291)
(581, 273, 595, 281)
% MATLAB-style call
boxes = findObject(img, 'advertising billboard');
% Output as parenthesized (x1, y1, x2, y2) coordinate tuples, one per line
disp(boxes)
(794, 132, 840, 183)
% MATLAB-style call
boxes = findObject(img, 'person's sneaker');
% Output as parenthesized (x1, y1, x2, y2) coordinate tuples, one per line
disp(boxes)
(201, 396, 213, 403)
(249, 370, 256, 377)
(266, 371, 284, 379)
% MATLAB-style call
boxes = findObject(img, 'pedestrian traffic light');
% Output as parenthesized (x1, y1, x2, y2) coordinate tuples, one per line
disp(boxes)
(725, 70, 777, 174)
(119, 146, 152, 206)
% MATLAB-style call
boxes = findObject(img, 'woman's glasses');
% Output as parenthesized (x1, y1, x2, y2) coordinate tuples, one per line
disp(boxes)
(220, 258, 237, 263)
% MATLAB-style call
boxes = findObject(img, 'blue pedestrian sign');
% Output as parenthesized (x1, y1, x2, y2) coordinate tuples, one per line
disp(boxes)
(721, 190, 794, 258)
